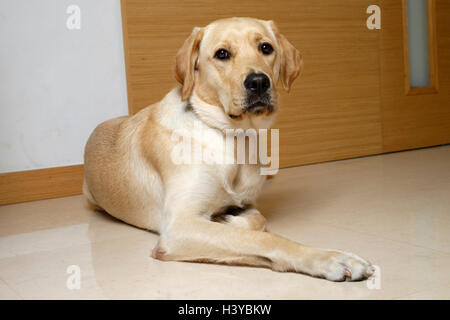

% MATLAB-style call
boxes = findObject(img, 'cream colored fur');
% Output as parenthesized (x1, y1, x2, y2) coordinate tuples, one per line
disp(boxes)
(83, 17, 374, 281)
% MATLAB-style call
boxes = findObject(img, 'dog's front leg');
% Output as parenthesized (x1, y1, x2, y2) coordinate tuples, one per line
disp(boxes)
(153, 213, 374, 282)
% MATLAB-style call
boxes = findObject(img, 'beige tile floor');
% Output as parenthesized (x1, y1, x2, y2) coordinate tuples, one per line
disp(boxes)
(1, 145, 449, 299)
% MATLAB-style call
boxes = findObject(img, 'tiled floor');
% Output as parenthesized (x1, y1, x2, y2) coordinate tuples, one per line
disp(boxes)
(1, 146, 449, 299)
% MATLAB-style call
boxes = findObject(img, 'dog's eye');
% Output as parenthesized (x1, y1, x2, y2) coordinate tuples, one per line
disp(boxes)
(259, 43, 274, 55)
(214, 49, 231, 60)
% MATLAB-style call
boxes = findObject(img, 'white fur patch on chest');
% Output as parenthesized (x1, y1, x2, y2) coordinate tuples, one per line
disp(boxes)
(157, 87, 267, 208)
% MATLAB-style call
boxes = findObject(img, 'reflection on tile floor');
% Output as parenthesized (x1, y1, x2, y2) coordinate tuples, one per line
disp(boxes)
(1, 146, 449, 299)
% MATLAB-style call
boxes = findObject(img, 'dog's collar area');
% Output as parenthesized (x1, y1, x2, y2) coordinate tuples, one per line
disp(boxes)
(186, 92, 233, 132)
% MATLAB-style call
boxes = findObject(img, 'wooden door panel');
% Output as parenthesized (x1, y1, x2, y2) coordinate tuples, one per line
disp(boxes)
(380, 0, 450, 152)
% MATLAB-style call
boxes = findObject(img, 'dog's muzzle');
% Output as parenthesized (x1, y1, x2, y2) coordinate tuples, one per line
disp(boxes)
(244, 73, 272, 114)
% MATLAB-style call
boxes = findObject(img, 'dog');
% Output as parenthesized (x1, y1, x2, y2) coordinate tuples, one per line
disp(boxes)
(83, 17, 374, 281)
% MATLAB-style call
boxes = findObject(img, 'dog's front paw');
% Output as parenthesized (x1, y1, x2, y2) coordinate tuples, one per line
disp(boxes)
(316, 250, 375, 282)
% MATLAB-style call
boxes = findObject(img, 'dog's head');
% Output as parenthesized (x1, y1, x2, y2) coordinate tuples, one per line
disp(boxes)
(174, 17, 302, 128)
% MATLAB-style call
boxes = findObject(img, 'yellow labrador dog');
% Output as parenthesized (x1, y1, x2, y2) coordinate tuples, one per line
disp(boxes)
(84, 17, 374, 281)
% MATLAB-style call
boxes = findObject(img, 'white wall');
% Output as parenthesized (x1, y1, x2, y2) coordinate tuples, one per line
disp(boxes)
(0, 0, 128, 173)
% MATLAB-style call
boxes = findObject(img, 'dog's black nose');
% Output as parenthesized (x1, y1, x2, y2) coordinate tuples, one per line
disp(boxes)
(244, 73, 270, 96)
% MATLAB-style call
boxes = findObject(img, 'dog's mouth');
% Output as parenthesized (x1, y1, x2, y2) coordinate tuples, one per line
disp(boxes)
(246, 101, 273, 114)
(228, 113, 242, 120)
(246, 93, 274, 114)
(228, 95, 274, 120)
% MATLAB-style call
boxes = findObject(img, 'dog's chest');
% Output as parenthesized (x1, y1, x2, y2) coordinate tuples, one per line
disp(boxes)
(216, 163, 266, 207)
(194, 127, 267, 207)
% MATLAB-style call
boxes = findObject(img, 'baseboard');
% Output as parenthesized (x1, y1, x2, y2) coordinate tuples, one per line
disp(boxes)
(0, 165, 84, 206)
(1, 144, 448, 206)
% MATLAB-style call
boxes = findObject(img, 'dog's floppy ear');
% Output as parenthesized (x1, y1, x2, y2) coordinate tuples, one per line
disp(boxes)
(174, 27, 204, 101)
(269, 21, 303, 92)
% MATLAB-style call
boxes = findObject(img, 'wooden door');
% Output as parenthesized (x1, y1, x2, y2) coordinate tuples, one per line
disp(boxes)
(379, 0, 450, 152)
(121, 0, 449, 168)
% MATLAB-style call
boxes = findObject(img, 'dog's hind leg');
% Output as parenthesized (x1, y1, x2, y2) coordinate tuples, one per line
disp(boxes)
(82, 179, 103, 211)
(210, 206, 266, 231)
(221, 208, 266, 231)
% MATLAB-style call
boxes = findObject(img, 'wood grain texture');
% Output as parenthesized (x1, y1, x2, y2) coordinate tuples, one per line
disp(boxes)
(0, 165, 84, 205)
(122, 0, 384, 168)
(380, 0, 450, 152)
